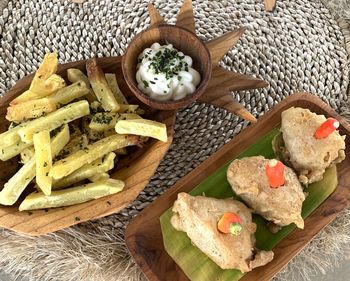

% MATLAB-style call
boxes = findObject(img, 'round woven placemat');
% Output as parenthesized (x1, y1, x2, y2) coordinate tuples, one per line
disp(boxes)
(0, 1, 349, 281)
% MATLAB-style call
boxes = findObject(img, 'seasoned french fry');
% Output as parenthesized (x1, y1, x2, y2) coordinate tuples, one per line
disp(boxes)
(0, 125, 69, 205)
(0, 122, 27, 148)
(105, 73, 128, 105)
(86, 58, 120, 112)
(11, 53, 66, 104)
(19, 179, 125, 211)
(50, 134, 139, 179)
(50, 124, 70, 157)
(49, 81, 90, 106)
(67, 68, 96, 102)
(67, 68, 90, 87)
(18, 100, 90, 143)
(0, 140, 32, 161)
(0, 158, 35, 206)
(53, 152, 116, 190)
(6, 98, 57, 122)
(115, 119, 167, 142)
(33, 130, 52, 195)
(89, 112, 141, 132)
(117, 104, 140, 114)
(56, 134, 88, 161)
(20, 147, 35, 164)
(89, 173, 110, 182)
(12, 74, 66, 105)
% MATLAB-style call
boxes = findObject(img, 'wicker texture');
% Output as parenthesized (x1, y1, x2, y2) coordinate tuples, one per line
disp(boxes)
(0, 0, 349, 280)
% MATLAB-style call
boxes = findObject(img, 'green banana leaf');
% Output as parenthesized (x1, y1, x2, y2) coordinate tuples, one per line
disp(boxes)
(160, 127, 338, 281)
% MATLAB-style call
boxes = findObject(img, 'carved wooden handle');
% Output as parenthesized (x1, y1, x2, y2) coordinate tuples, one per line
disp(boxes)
(265, 0, 277, 12)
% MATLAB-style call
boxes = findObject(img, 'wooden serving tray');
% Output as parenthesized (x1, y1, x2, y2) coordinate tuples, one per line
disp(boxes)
(0, 57, 176, 236)
(0, 0, 268, 236)
(125, 93, 350, 281)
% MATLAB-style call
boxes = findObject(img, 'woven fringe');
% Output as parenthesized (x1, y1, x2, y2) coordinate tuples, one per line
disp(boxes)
(0, 1, 349, 281)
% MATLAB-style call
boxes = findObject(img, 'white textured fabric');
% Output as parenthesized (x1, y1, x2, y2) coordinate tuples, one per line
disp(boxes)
(0, 0, 349, 281)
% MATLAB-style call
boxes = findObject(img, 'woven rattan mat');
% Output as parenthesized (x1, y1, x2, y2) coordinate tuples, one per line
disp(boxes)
(0, 0, 349, 280)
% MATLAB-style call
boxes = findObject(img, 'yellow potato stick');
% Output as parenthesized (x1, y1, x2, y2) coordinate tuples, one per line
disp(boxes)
(12, 74, 66, 105)
(89, 173, 110, 182)
(6, 98, 57, 122)
(50, 134, 139, 179)
(67, 68, 90, 86)
(56, 134, 88, 160)
(33, 130, 53, 195)
(33, 53, 59, 81)
(0, 124, 69, 206)
(52, 152, 116, 190)
(11, 53, 66, 104)
(115, 119, 168, 142)
(49, 81, 90, 106)
(86, 58, 120, 112)
(117, 104, 140, 113)
(51, 124, 70, 157)
(18, 100, 90, 143)
(0, 140, 32, 161)
(20, 147, 35, 164)
(0, 158, 36, 205)
(89, 112, 141, 132)
(19, 179, 125, 211)
(0, 122, 27, 147)
(105, 73, 128, 105)
(67, 68, 96, 102)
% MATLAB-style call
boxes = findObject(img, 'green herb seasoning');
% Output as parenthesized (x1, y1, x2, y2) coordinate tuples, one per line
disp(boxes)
(136, 43, 201, 101)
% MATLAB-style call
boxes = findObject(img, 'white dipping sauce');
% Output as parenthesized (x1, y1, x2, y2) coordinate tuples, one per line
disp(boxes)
(136, 43, 201, 101)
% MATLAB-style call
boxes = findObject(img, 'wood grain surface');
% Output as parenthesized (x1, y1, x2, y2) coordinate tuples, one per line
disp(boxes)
(125, 93, 350, 281)
(0, 57, 176, 236)
(265, 0, 277, 12)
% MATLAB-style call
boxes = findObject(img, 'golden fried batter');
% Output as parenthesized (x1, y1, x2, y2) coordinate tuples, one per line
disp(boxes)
(280, 107, 345, 184)
(227, 156, 305, 228)
(171, 193, 274, 272)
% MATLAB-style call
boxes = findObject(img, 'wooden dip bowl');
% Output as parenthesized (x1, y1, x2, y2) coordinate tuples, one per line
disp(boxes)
(122, 24, 212, 110)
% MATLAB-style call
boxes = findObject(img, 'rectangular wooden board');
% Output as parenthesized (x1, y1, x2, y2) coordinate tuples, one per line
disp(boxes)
(125, 93, 350, 281)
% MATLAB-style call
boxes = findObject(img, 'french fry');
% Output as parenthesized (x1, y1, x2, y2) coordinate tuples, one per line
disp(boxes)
(52, 152, 116, 190)
(67, 68, 90, 87)
(0, 125, 69, 205)
(50, 134, 139, 179)
(49, 81, 90, 106)
(67, 68, 96, 102)
(20, 147, 35, 164)
(0, 122, 27, 148)
(89, 173, 110, 182)
(18, 100, 90, 143)
(0, 158, 35, 206)
(118, 104, 141, 114)
(89, 112, 141, 132)
(0, 140, 32, 161)
(86, 58, 120, 112)
(19, 179, 125, 211)
(6, 98, 57, 122)
(105, 73, 128, 105)
(115, 119, 167, 142)
(33, 130, 53, 195)
(12, 74, 66, 105)
(11, 53, 66, 104)
(56, 134, 88, 161)
(50, 124, 70, 157)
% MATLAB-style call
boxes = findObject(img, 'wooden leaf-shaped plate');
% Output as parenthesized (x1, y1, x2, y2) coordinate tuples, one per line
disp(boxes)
(125, 93, 350, 281)
(0, 57, 176, 236)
